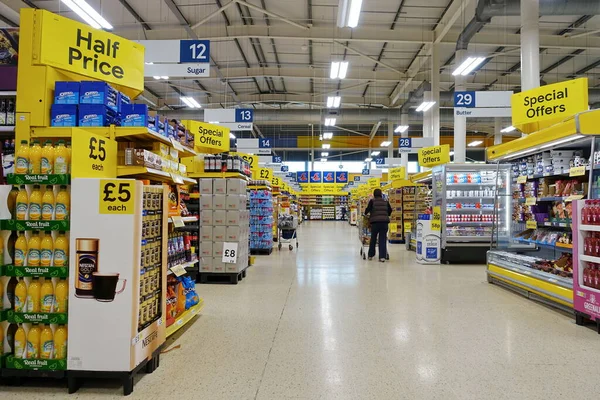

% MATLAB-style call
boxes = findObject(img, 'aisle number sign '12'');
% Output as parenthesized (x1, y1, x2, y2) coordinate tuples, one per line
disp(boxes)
(72, 130, 117, 178)
(36, 10, 144, 95)
(180, 40, 211, 63)
(99, 179, 135, 215)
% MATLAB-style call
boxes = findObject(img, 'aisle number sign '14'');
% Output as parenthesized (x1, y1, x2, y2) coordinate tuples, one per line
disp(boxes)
(99, 180, 136, 215)
(72, 130, 117, 178)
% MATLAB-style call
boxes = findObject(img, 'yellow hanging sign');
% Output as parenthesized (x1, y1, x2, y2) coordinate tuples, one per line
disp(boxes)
(72, 129, 117, 178)
(418, 145, 450, 168)
(183, 120, 230, 154)
(35, 10, 145, 95)
(511, 78, 589, 133)
(254, 167, 273, 181)
(272, 175, 281, 187)
(389, 166, 406, 181)
(368, 178, 380, 188)
(99, 179, 136, 215)
(231, 152, 259, 174)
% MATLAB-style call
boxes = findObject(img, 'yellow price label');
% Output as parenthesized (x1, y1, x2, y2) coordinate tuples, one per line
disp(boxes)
(389, 223, 398, 233)
(255, 168, 272, 181)
(99, 179, 135, 214)
(272, 176, 281, 187)
(431, 206, 441, 232)
(72, 130, 117, 178)
(516, 176, 527, 184)
(525, 197, 537, 205)
(566, 194, 584, 202)
(526, 220, 537, 229)
(569, 166, 586, 177)
(404, 222, 412, 233)
(232, 152, 259, 173)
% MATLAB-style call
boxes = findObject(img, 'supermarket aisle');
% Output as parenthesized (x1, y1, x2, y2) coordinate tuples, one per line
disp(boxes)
(5, 221, 599, 399)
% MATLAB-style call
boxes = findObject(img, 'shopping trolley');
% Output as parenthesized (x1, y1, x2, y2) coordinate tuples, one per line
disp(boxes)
(277, 214, 298, 251)
(358, 215, 390, 260)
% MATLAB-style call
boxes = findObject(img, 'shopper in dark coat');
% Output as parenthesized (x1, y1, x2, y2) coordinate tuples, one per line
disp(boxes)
(363, 188, 392, 262)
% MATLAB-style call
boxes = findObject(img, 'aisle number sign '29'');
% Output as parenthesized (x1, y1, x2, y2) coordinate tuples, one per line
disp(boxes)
(99, 180, 135, 215)
(35, 10, 144, 93)
(72, 130, 117, 178)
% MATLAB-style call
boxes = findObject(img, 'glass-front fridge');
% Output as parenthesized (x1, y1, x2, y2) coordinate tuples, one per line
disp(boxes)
(432, 163, 511, 263)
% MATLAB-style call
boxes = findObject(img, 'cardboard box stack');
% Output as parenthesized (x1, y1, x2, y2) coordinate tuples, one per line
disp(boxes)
(199, 178, 250, 274)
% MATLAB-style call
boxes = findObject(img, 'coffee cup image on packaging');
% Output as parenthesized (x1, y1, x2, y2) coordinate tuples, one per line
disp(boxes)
(92, 272, 127, 302)
(75, 238, 99, 298)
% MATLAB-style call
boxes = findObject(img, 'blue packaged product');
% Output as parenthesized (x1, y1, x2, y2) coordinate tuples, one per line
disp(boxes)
(54, 81, 80, 104)
(118, 92, 131, 113)
(80, 81, 119, 111)
(50, 104, 77, 127)
(121, 104, 148, 127)
(79, 104, 120, 127)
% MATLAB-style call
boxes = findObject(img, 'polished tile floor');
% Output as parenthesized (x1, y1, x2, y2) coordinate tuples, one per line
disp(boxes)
(4, 221, 599, 399)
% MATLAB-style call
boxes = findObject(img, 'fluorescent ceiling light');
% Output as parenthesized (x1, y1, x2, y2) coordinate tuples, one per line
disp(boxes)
(338, 0, 363, 28)
(500, 126, 517, 133)
(539, 135, 584, 149)
(452, 56, 486, 76)
(161, 76, 169, 80)
(180, 96, 201, 109)
(394, 125, 409, 133)
(365, 157, 372, 162)
(321, 158, 327, 162)
(145, 62, 154, 65)
(323, 132, 333, 139)
(371, 151, 380, 156)
(61, 0, 113, 30)
(380, 141, 392, 147)
(327, 96, 341, 108)
(322, 144, 331, 149)
(324, 118, 336, 126)
(208, 121, 220, 124)
(321, 152, 329, 156)
(153, 76, 161, 80)
(330, 61, 349, 79)
(229, 133, 236, 139)
(415, 101, 436, 112)
(468, 140, 483, 147)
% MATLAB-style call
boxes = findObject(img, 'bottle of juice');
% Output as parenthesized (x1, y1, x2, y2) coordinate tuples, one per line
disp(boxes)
(53, 232, 68, 267)
(29, 185, 42, 221)
(14, 232, 27, 267)
(27, 323, 41, 358)
(15, 185, 28, 220)
(54, 278, 68, 313)
(42, 185, 55, 220)
(41, 141, 54, 174)
(7, 185, 18, 217)
(14, 324, 26, 358)
(54, 325, 67, 359)
(40, 279, 54, 313)
(26, 277, 41, 312)
(6, 276, 16, 307)
(54, 141, 68, 174)
(55, 186, 69, 220)
(14, 278, 27, 312)
(40, 232, 53, 267)
(27, 231, 41, 267)
(0, 231, 4, 268)
(0, 279, 3, 309)
(15, 140, 29, 174)
(66, 141, 72, 174)
(29, 140, 42, 174)
(40, 324, 54, 359)
(6, 323, 17, 353)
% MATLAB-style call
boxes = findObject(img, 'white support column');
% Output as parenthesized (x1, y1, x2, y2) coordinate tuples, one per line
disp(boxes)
(400, 113, 409, 170)
(494, 118, 503, 145)
(387, 122, 394, 160)
(431, 43, 441, 146)
(521, 0, 540, 91)
(310, 123, 315, 171)
(453, 50, 467, 163)
(423, 90, 432, 140)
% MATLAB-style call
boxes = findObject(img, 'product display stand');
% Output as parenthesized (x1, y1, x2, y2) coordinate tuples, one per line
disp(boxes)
(299, 194, 349, 221)
(249, 180, 274, 255)
(407, 172, 432, 251)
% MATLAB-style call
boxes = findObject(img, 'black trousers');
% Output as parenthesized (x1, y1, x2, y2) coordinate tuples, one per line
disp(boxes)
(368, 222, 388, 259)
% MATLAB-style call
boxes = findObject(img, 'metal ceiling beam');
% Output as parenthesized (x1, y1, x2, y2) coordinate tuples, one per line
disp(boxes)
(117, 0, 152, 31)
(369, 121, 382, 141)
(0, 13, 17, 27)
(190, 1, 236, 29)
(239, 0, 310, 30)
(334, 126, 369, 137)
(333, 41, 404, 75)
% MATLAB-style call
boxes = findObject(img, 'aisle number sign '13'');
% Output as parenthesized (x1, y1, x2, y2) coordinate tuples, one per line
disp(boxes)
(35, 10, 145, 94)
(99, 180, 136, 215)
(72, 130, 117, 178)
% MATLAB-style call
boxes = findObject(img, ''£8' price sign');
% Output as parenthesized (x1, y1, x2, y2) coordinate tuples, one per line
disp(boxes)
(99, 180, 136, 215)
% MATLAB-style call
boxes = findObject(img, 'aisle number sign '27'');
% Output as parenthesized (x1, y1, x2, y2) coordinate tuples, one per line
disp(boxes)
(99, 180, 135, 215)
(72, 130, 117, 178)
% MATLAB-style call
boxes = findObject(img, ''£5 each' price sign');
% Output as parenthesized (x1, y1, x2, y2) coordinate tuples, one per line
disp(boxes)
(72, 130, 117, 178)
(99, 180, 136, 215)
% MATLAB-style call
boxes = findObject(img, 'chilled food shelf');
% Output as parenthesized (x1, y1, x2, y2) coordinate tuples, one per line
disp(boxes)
(166, 300, 204, 338)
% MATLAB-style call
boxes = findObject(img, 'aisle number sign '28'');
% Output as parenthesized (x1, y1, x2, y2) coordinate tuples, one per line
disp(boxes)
(99, 179, 135, 215)
(72, 130, 117, 178)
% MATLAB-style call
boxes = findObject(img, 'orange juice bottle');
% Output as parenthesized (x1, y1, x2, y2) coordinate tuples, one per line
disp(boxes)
(41, 141, 54, 174)
(27, 231, 41, 267)
(26, 277, 41, 312)
(29, 140, 42, 174)
(14, 324, 26, 358)
(40, 232, 53, 267)
(55, 186, 69, 220)
(15, 140, 29, 174)
(7, 185, 18, 217)
(54, 140, 68, 174)
(54, 325, 67, 359)
(66, 141, 72, 174)
(40, 279, 54, 313)
(53, 232, 68, 267)
(27, 323, 41, 358)
(40, 324, 54, 359)
(14, 232, 27, 267)
(15, 185, 28, 220)
(14, 278, 27, 312)
(54, 278, 68, 313)
(28, 185, 42, 221)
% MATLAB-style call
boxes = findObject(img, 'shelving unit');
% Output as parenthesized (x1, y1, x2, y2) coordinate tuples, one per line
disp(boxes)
(299, 194, 349, 221)
(165, 300, 204, 338)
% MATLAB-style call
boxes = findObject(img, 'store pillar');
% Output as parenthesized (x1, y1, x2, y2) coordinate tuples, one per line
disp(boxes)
(400, 112, 408, 170)
(453, 50, 467, 163)
(521, 0, 540, 92)
(431, 43, 440, 146)
(387, 122, 394, 159)
(494, 118, 503, 145)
